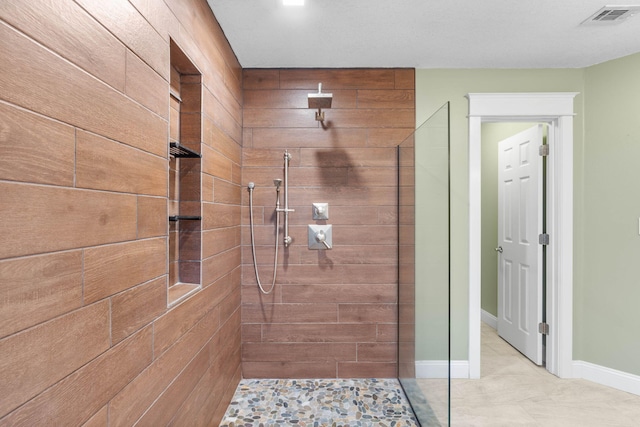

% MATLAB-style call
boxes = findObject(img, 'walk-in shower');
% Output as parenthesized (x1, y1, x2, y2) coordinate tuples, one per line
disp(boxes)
(247, 149, 294, 294)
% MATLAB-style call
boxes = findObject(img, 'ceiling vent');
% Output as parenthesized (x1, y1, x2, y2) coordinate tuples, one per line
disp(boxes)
(581, 5, 640, 25)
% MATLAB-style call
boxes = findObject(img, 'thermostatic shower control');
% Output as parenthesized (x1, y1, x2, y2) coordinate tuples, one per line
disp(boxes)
(308, 224, 332, 250)
(312, 203, 329, 220)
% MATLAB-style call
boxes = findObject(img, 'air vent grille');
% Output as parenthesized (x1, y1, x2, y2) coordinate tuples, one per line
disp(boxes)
(582, 5, 640, 25)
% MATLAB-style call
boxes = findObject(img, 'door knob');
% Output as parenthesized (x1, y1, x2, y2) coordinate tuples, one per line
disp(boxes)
(495, 246, 503, 253)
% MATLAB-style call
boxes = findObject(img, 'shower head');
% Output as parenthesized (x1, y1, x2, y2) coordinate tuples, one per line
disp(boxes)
(308, 83, 333, 109)
(273, 179, 282, 190)
(308, 83, 332, 121)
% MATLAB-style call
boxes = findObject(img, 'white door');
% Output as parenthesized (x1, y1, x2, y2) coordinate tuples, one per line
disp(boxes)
(497, 125, 544, 365)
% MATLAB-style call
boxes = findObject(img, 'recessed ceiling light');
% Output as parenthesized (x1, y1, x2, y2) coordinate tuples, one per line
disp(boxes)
(283, 0, 304, 6)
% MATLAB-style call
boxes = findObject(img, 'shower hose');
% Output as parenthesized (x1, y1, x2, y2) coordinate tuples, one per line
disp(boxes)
(248, 183, 279, 294)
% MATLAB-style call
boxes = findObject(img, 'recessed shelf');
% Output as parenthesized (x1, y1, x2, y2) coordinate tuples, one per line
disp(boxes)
(169, 215, 202, 222)
(168, 283, 200, 307)
(169, 88, 182, 102)
(169, 141, 201, 158)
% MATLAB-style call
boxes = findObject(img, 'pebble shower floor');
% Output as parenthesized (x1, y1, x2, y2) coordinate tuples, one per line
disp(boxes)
(220, 378, 419, 426)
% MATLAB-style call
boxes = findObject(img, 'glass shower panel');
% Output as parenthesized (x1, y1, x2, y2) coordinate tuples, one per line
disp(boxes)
(398, 102, 450, 426)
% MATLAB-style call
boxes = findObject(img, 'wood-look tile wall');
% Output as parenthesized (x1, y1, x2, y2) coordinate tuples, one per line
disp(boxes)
(0, 0, 242, 425)
(241, 69, 415, 378)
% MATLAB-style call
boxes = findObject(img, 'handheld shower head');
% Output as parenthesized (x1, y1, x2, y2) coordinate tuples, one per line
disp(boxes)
(273, 179, 282, 190)
(248, 182, 255, 190)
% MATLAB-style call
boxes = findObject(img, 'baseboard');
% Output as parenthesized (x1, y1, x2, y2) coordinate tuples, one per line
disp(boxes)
(415, 359, 640, 395)
(481, 310, 497, 329)
(415, 360, 469, 379)
(573, 360, 640, 397)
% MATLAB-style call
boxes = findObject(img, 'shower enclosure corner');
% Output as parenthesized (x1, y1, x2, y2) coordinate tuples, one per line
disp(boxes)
(398, 102, 451, 426)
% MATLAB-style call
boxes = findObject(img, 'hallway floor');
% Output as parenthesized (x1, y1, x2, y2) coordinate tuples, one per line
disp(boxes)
(219, 378, 418, 426)
(418, 322, 640, 426)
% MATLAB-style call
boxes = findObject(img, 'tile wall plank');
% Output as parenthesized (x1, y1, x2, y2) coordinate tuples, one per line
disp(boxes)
(125, 50, 169, 118)
(111, 276, 167, 344)
(74, 0, 169, 80)
(337, 362, 397, 378)
(135, 346, 210, 426)
(203, 119, 242, 164)
(202, 227, 239, 259)
(338, 303, 398, 323)
(242, 303, 338, 324)
(250, 127, 368, 148)
(260, 324, 377, 343)
(153, 273, 233, 356)
(0, 301, 110, 418)
(242, 343, 357, 362)
(128, 0, 180, 42)
(202, 144, 233, 180)
(0, 102, 75, 186)
(281, 284, 397, 304)
(243, 69, 280, 90)
(0, 0, 126, 90)
(109, 304, 220, 426)
(1, 325, 152, 426)
(244, 89, 357, 109)
(0, 22, 167, 157)
(357, 89, 415, 109)
(279, 69, 396, 89)
(137, 196, 168, 239)
(202, 247, 241, 287)
(395, 69, 415, 89)
(82, 405, 108, 427)
(0, 182, 137, 259)
(213, 179, 241, 205)
(242, 361, 336, 379)
(84, 238, 166, 303)
(0, 251, 83, 339)
(76, 131, 167, 196)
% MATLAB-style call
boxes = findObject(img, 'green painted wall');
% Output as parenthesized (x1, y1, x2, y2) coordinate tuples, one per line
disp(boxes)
(414, 104, 450, 360)
(415, 68, 585, 361)
(415, 54, 640, 376)
(579, 53, 640, 375)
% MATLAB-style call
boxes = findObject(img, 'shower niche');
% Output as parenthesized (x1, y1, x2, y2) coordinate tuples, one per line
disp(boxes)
(168, 40, 203, 306)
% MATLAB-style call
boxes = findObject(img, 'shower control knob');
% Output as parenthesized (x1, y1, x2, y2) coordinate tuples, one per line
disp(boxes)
(308, 224, 332, 250)
(312, 203, 329, 220)
(315, 230, 331, 249)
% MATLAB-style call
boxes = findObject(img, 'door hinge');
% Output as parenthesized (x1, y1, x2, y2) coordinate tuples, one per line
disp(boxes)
(539, 233, 550, 245)
(539, 322, 550, 335)
(539, 145, 549, 156)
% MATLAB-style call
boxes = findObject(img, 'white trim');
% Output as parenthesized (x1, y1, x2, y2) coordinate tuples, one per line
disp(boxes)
(481, 310, 497, 330)
(468, 114, 482, 379)
(573, 361, 640, 397)
(466, 92, 578, 379)
(467, 93, 577, 118)
(416, 360, 470, 379)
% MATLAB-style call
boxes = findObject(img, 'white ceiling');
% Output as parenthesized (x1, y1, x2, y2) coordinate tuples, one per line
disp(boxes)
(206, 0, 640, 69)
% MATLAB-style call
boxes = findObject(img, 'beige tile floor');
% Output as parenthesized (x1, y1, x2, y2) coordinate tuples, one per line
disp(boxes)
(418, 322, 640, 426)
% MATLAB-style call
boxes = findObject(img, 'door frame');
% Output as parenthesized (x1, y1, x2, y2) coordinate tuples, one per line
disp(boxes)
(466, 92, 578, 379)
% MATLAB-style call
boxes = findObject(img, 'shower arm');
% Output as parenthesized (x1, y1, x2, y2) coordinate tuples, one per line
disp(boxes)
(276, 150, 295, 246)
